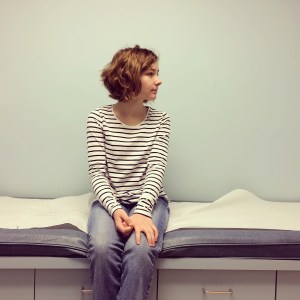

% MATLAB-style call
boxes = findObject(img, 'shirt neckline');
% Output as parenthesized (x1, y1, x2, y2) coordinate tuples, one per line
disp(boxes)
(111, 104, 150, 128)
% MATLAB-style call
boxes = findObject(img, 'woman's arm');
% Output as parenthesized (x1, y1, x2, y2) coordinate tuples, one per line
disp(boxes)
(87, 112, 122, 216)
(134, 113, 171, 217)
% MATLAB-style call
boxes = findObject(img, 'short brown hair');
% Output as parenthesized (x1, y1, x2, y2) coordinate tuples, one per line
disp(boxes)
(101, 45, 158, 101)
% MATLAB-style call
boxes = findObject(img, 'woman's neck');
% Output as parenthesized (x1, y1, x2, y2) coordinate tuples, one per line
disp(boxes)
(113, 100, 148, 126)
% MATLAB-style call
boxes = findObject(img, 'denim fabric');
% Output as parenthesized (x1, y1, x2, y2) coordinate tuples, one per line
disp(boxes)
(87, 198, 169, 300)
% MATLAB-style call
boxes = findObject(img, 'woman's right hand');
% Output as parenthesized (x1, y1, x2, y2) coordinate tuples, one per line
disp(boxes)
(113, 209, 133, 237)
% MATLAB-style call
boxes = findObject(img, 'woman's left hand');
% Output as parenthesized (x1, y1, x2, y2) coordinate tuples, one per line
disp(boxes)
(127, 214, 158, 247)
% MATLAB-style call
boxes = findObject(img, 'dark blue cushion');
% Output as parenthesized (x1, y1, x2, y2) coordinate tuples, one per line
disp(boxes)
(160, 228, 300, 259)
(0, 226, 87, 257)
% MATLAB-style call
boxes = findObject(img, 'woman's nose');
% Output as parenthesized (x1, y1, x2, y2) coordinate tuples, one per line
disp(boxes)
(155, 76, 162, 86)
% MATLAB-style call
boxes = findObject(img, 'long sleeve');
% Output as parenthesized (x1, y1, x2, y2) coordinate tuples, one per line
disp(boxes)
(87, 112, 122, 216)
(134, 113, 171, 217)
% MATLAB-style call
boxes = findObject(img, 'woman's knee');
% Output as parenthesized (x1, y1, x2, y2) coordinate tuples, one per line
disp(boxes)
(125, 235, 158, 264)
(89, 237, 109, 257)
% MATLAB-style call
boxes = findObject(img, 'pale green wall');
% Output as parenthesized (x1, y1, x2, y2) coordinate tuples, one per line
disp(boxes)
(0, 0, 299, 201)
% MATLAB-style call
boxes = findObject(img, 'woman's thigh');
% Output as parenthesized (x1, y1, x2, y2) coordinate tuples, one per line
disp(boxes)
(151, 197, 170, 240)
(88, 202, 117, 239)
(87, 201, 125, 255)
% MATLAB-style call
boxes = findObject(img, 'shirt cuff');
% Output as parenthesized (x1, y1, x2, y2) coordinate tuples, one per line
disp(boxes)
(134, 197, 155, 218)
(109, 203, 123, 217)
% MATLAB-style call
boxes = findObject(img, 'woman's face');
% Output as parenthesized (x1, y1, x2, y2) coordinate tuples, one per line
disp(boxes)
(138, 62, 162, 102)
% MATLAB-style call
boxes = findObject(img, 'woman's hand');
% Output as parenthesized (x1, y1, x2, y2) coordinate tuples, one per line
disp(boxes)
(127, 214, 158, 247)
(113, 209, 133, 237)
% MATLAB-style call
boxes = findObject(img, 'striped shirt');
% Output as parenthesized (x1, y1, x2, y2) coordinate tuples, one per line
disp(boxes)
(87, 104, 170, 218)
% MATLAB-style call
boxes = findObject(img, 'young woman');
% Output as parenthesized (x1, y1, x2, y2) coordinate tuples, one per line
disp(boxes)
(87, 45, 171, 300)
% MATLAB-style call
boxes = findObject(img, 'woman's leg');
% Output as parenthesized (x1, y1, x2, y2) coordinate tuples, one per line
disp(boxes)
(87, 201, 124, 300)
(117, 198, 169, 300)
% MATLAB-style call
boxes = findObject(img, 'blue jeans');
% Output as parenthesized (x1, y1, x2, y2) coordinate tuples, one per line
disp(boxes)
(87, 197, 169, 300)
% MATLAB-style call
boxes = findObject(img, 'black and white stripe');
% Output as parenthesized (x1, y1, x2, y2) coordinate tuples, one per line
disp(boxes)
(87, 104, 170, 217)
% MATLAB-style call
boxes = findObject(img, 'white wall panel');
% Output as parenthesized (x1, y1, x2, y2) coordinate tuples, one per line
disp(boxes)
(0, 0, 299, 202)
